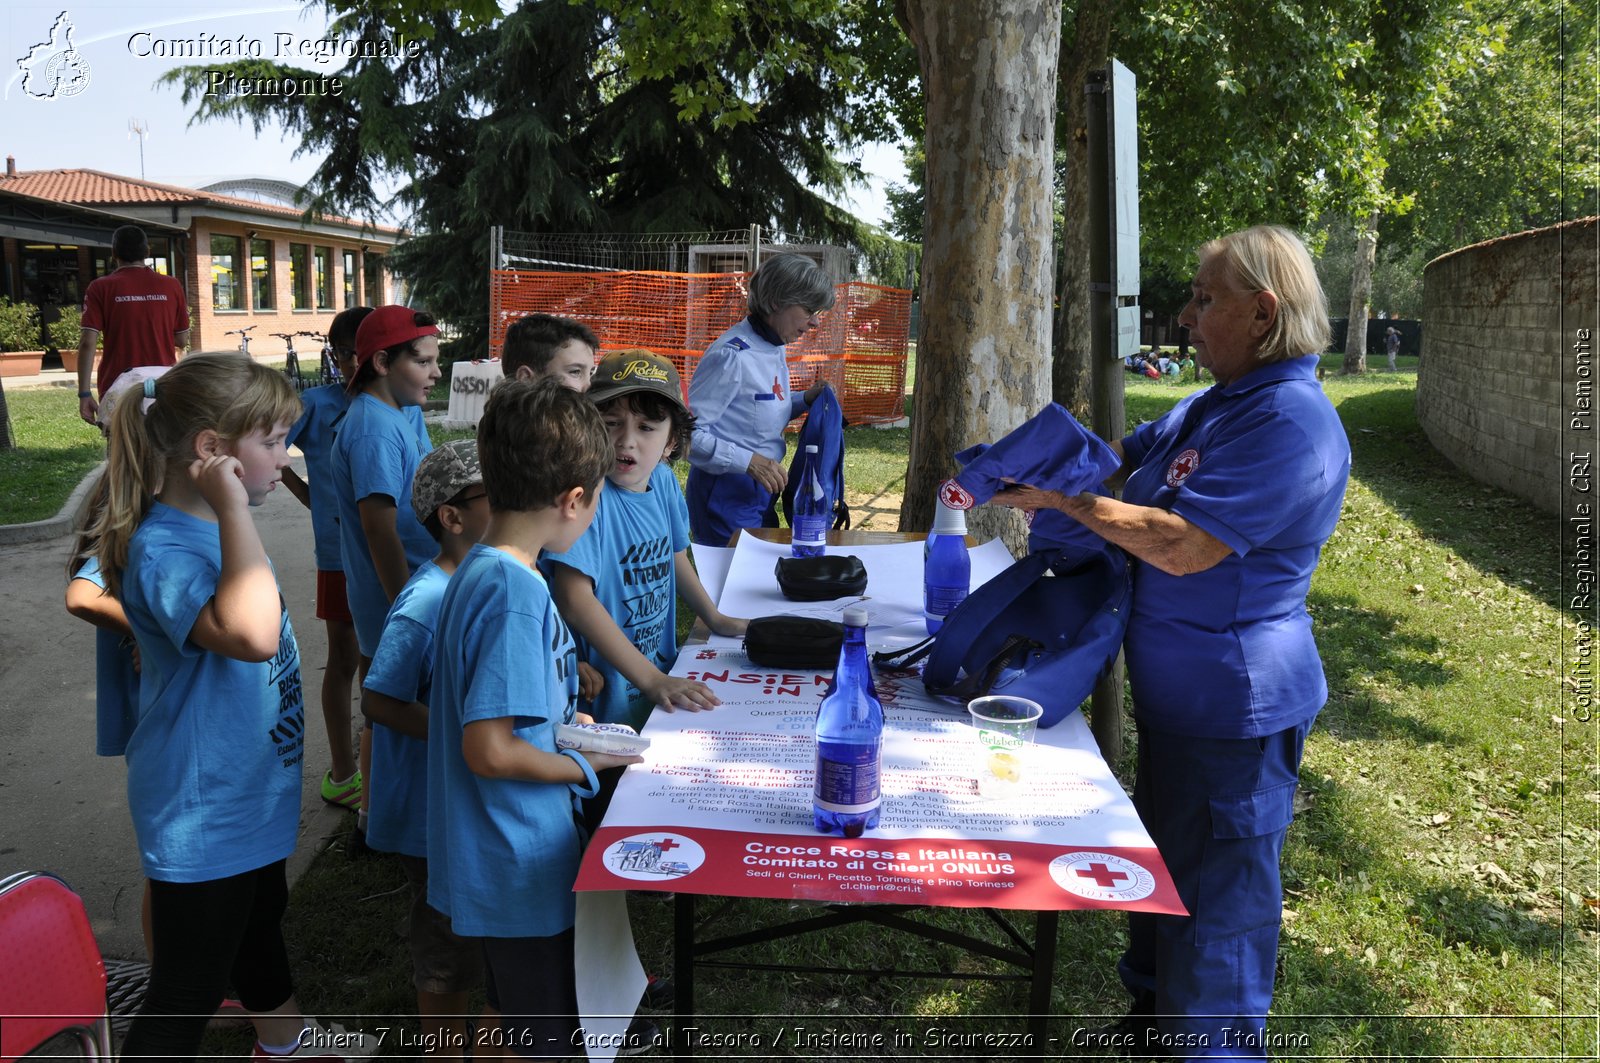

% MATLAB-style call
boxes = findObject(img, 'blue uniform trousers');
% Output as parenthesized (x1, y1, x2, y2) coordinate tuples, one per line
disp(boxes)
(1117, 718, 1311, 1060)
(687, 467, 777, 547)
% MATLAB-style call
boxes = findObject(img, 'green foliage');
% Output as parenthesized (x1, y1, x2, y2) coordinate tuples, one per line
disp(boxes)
(0, 388, 104, 523)
(161, 0, 907, 353)
(0, 298, 41, 352)
(46, 305, 95, 353)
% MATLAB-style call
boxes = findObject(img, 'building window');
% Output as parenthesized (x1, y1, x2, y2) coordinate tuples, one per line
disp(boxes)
(148, 237, 173, 277)
(211, 234, 241, 311)
(343, 249, 357, 308)
(314, 246, 333, 309)
(364, 253, 385, 306)
(289, 243, 310, 310)
(251, 239, 274, 310)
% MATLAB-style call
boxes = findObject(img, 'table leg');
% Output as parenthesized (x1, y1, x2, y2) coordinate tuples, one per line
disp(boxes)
(1029, 908, 1059, 1048)
(673, 892, 696, 1060)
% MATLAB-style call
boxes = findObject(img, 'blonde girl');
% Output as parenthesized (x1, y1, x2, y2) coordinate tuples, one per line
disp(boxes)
(95, 352, 344, 1060)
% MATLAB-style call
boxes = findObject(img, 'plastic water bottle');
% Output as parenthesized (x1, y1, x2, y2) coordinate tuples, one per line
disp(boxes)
(924, 483, 971, 634)
(791, 444, 828, 558)
(812, 606, 882, 837)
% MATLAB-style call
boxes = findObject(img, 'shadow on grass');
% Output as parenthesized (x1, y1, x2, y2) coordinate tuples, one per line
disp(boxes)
(1309, 590, 1455, 745)
(1331, 388, 1559, 614)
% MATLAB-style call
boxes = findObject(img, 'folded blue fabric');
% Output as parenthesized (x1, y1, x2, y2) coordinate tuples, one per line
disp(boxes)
(952, 403, 1123, 560)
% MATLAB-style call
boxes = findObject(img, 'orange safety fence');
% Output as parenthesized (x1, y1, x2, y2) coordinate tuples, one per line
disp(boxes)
(488, 270, 911, 427)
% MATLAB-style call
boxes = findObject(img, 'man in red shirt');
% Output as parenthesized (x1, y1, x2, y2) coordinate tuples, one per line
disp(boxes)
(77, 225, 190, 425)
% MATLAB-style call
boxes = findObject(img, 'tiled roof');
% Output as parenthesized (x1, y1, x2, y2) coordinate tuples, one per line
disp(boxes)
(0, 168, 401, 235)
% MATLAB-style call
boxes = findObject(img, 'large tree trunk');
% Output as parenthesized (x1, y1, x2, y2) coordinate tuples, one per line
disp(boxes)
(898, 0, 1062, 553)
(1342, 212, 1379, 374)
(1052, 0, 1118, 421)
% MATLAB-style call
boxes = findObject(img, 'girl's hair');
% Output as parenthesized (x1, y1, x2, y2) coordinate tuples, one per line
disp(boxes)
(93, 352, 301, 595)
(67, 472, 111, 579)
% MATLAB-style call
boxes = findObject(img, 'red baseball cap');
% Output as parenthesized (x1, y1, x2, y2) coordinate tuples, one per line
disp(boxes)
(353, 305, 439, 371)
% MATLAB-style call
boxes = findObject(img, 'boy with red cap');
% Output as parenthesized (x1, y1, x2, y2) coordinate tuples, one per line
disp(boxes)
(330, 305, 441, 846)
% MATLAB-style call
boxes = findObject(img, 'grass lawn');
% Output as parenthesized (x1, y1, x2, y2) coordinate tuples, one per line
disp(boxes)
(259, 356, 1597, 1060)
(0, 387, 106, 524)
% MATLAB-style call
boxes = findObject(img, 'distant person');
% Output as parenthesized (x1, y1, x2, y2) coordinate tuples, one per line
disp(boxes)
(501, 313, 598, 389)
(77, 225, 189, 426)
(685, 254, 831, 546)
(1385, 326, 1401, 371)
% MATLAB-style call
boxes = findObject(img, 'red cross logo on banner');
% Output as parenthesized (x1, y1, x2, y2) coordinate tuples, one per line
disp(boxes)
(654, 837, 681, 853)
(1166, 448, 1200, 488)
(1075, 862, 1132, 888)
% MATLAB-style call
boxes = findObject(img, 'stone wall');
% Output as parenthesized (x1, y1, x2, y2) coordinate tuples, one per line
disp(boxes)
(1417, 217, 1599, 513)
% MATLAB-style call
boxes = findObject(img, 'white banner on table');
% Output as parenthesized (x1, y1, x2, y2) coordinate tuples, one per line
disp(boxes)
(707, 536, 1016, 647)
(576, 647, 1183, 914)
(688, 544, 733, 606)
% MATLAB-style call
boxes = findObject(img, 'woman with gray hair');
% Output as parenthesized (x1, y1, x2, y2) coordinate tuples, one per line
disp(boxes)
(685, 254, 836, 546)
(996, 225, 1351, 1059)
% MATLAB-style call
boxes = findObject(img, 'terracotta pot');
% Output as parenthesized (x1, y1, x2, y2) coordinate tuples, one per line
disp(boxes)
(58, 348, 97, 375)
(0, 351, 44, 378)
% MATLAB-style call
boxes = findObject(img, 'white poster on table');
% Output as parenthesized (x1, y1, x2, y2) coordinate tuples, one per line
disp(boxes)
(575, 647, 1184, 915)
(706, 536, 1017, 647)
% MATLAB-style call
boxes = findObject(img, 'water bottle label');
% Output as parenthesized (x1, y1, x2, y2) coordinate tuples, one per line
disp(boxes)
(924, 584, 968, 617)
(814, 747, 880, 811)
(793, 513, 828, 547)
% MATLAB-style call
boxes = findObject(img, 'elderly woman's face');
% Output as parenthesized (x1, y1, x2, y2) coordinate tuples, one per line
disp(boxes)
(1178, 257, 1275, 386)
(769, 303, 823, 345)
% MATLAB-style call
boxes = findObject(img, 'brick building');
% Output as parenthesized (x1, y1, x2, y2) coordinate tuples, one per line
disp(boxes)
(0, 157, 403, 362)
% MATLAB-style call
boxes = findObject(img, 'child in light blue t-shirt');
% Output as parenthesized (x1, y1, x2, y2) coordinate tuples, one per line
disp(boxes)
(427, 379, 643, 1058)
(283, 306, 368, 813)
(544, 350, 747, 734)
(93, 352, 345, 1061)
(363, 440, 489, 1050)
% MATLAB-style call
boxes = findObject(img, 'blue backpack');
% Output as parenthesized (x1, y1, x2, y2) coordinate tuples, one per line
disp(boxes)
(874, 541, 1130, 728)
(778, 384, 851, 531)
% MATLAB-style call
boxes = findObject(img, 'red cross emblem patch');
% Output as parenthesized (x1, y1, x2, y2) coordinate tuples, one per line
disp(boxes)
(1166, 448, 1200, 488)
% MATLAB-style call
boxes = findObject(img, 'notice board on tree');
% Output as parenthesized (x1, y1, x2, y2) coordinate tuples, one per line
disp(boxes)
(574, 635, 1183, 914)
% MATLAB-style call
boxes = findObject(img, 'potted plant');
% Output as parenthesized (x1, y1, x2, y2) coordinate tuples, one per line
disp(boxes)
(0, 298, 43, 378)
(48, 306, 100, 374)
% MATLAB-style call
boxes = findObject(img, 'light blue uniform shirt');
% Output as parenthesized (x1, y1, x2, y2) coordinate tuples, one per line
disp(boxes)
(285, 383, 351, 572)
(331, 394, 434, 656)
(1120, 355, 1350, 738)
(686, 317, 810, 476)
(363, 560, 448, 859)
(427, 545, 587, 938)
(541, 463, 690, 731)
(121, 504, 303, 882)
(72, 557, 141, 757)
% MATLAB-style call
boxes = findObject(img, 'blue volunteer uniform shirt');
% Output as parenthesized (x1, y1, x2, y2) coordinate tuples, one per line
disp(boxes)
(363, 560, 449, 859)
(541, 462, 690, 731)
(426, 544, 589, 938)
(686, 317, 813, 545)
(121, 504, 304, 882)
(331, 394, 434, 656)
(1120, 355, 1350, 738)
(72, 557, 141, 758)
(285, 382, 351, 572)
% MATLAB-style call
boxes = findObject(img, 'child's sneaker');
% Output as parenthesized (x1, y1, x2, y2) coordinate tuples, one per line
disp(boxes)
(320, 770, 363, 809)
(617, 1016, 661, 1056)
(641, 974, 674, 1010)
(251, 1022, 376, 1060)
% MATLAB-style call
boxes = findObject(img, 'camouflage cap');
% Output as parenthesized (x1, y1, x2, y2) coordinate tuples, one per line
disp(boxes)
(411, 438, 482, 524)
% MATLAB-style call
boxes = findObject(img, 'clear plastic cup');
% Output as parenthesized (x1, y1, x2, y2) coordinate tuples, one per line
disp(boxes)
(967, 696, 1044, 799)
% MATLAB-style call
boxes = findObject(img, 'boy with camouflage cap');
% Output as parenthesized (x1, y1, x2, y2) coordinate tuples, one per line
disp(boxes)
(362, 439, 490, 1058)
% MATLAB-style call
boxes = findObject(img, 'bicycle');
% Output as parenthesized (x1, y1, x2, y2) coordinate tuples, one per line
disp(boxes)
(302, 331, 341, 387)
(270, 332, 307, 391)
(223, 324, 257, 355)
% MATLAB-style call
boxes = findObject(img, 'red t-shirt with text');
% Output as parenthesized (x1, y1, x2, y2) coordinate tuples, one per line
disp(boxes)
(80, 267, 188, 395)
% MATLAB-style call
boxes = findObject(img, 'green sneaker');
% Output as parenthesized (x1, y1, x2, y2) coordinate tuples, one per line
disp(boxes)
(320, 770, 363, 810)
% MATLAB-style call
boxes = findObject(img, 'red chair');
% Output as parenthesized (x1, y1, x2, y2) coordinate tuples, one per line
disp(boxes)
(0, 871, 113, 1062)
